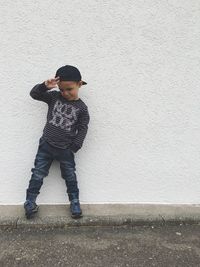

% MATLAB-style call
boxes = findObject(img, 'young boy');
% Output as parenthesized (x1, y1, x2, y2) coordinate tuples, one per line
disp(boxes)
(24, 65, 90, 219)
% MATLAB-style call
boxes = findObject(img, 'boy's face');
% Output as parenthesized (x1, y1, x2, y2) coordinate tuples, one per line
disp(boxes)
(57, 80, 82, 100)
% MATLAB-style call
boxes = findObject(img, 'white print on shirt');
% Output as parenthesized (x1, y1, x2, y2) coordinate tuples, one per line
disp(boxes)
(49, 100, 79, 131)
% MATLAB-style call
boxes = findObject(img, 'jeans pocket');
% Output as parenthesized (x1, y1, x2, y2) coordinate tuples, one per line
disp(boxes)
(69, 148, 74, 154)
(39, 137, 46, 147)
(68, 146, 75, 154)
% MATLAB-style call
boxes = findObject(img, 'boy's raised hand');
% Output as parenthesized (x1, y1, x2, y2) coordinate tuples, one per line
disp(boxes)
(44, 76, 60, 90)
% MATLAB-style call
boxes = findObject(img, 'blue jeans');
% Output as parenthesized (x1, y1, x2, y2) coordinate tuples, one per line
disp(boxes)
(26, 137, 79, 198)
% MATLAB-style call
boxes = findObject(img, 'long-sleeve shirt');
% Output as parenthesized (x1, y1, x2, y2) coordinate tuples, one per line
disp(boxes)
(30, 81, 90, 153)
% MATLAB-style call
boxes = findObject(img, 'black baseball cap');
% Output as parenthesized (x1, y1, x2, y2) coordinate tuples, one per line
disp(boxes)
(55, 65, 87, 85)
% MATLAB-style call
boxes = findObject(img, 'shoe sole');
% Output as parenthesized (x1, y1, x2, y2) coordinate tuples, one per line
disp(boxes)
(71, 213, 83, 219)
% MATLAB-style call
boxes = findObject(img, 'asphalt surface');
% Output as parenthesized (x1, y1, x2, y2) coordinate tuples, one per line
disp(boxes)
(0, 224, 200, 267)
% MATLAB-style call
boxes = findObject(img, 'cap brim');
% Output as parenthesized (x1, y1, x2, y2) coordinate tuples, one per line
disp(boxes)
(55, 75, 87, 85)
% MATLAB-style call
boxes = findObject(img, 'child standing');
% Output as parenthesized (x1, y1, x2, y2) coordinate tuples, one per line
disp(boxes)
(24, 65, 90, 219)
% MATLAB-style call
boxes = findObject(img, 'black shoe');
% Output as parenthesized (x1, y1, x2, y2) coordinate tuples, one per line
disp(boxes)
(70, 199, 83, 219)
(24, 200, 39, 219)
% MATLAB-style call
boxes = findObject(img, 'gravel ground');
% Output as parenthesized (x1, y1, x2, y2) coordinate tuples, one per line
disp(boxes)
(0, 224, 200, 266)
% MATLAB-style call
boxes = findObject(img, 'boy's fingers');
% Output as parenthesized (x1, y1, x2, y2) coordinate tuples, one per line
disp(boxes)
(55, 77, 60, 83)
(51, 77, 60, 82)
(46, 77, 60, 85)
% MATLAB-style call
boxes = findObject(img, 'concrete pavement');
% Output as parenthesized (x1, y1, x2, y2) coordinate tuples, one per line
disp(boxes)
(0, 203, 200, 229)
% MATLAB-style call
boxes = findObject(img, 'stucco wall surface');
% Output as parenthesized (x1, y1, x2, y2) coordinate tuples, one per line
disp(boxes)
(0, 0, 200, 204)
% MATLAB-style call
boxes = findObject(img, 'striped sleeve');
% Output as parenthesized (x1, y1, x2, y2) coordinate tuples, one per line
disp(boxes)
(30, 82, 55, 104)
(70, 106, 90, 152)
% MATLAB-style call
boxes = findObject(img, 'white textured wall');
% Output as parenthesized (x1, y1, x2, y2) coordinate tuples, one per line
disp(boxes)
(1, 0, 200, 204)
